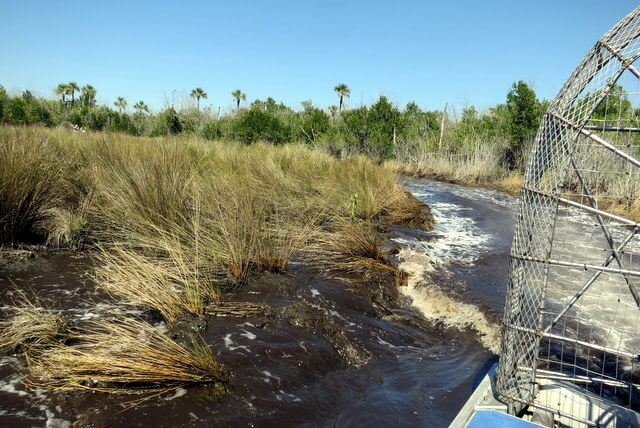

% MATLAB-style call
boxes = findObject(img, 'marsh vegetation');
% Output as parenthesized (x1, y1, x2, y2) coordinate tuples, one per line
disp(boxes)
(0, 125, 432, 397)
(4, 80, 638, 219)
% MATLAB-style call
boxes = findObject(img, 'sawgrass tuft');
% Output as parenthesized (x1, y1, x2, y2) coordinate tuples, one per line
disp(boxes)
(0, 127, 63, 243)
(0, 295, 66, 353)
(26, 318, 228, 392)
(95, 240, 218, 325)
(309, 218, 389, 272)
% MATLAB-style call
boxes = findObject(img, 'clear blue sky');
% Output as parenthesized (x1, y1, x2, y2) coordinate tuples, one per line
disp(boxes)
(1, 1, 638, 113)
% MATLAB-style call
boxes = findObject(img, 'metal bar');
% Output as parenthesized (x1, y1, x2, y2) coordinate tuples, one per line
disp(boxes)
(525, 401, 599, 427)
(549, 112, 640, 169)
(533, 370, 637, 389)
(582, 125, 640, 132)
(504, 323, 639, 359)
(511, 253, 640, 277)
(541, 226, 638, 332)
(535, 358, 636, 386)
(570, 157, 640, 307)
(598, 39, 640, 79)
(581, 127, 640, 168)
(551, 21, 638, 114)
(524, 188, 639, 227)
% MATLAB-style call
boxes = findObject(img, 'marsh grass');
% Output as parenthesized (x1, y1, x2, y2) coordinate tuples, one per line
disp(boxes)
(26, 318, 228, 392)
(308, 218, 390, 272)
(95, 241, 218, 324)
(0, 126, 429, 323)
(0, 126, 432, 394)
(0, 294, 66, 353)
(0, 128, 63, 243)
(40, 205, 90, 248)
(387, 142, 508, 184)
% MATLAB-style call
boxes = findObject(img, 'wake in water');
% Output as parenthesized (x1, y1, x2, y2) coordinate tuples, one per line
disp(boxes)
(395, 181, 511, 354)
(396, 246, 501, 353)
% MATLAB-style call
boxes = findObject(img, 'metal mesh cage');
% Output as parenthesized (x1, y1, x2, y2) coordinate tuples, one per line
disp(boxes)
(497, 6, 640, 427)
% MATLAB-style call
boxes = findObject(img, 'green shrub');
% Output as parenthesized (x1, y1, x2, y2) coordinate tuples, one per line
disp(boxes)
(233, 108, 290, 144)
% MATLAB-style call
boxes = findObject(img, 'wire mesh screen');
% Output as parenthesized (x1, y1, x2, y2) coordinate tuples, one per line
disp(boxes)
(497, 6, 640, 427)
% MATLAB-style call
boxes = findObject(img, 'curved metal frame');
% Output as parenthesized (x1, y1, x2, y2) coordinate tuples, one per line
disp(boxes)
(497, 6, 640, 425)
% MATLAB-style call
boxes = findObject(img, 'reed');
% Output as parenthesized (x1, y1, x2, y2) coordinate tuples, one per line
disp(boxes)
(0, 295, 66, 353)
(0, 126, 430, 323)
(0, 127, 64, 243)
(26, 318, 228, 392)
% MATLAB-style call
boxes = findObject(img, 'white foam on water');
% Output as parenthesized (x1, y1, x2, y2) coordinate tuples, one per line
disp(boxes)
(164, 387, 187, 401)
(0, 377, 29, 397)
(223, 333, 250, 353)
(240, 329, 257, 340)
(44, 409, 71, 428)
(375, 335, 396, 349)
(262, 370, 281, 384)
(310, 289, 321, 297)
(396, 246, 500, 353)
(276, 389, 302, 402)
(393, 182, 501, 352)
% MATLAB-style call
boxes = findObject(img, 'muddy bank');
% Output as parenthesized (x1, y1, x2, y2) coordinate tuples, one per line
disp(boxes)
(0, 237, 494, 428)
(0, 178, 521, 427)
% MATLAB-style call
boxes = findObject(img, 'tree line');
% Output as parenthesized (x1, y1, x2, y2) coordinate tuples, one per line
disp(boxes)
(0, 80, 549, 167)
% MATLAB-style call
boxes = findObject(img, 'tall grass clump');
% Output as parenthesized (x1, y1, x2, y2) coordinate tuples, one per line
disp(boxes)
(309, 218, 387, 272)
(27, 318, 228, 392)
(0, 126, 431, 323)
(0, 127, 64, 243)
(87, 138, 202, 241)
(95, 238, 218, 324)
(0, 295, 66, 353)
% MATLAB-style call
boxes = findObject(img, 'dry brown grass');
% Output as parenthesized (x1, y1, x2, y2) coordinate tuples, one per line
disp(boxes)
(407, 144, 505, 185)
(309, 218, 390, 272)
(1, 126, 430, 324)
(39, 205, 90, 248)
(26, 318, 228, 392)
(0, 126, 435, 393)
(95, 240, 219, 324)
(495, 171, 523, 194)
(0, 127, 64, 243)
(385, 150, 525, 196)
(0, 295, 66, 353)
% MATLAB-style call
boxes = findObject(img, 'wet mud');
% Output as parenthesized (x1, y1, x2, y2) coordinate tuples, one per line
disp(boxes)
(0, 179, 516, 427)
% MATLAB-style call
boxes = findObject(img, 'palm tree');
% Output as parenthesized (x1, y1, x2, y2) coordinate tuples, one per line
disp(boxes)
(334, 83, 350, 111)
(190, 87, 208, 111)
(231, 89, 246, 111)
(133, 101, 149, 114)
(114, 97, 127, 113)
(81, 85, 96, 107)
(54, 83, 69, 103)
(67, 82, 80, 104)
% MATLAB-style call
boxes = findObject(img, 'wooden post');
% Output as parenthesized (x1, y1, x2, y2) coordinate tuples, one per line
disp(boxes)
(438, 102, 448, 151)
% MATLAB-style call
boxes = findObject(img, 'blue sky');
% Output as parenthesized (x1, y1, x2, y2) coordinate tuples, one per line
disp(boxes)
(1, 1, 638, 113)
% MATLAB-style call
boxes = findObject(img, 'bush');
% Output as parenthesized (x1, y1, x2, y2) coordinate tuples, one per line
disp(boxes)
(233, 108, 291, 144)
(84, 106, 112, 131)
(161, 107, 183, 135)
(5, 98, 28, 124)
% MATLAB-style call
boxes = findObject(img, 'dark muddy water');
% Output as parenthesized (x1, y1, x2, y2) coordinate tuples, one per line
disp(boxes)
(0, 179, 519, 427)
(402, 179, 518, 315)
